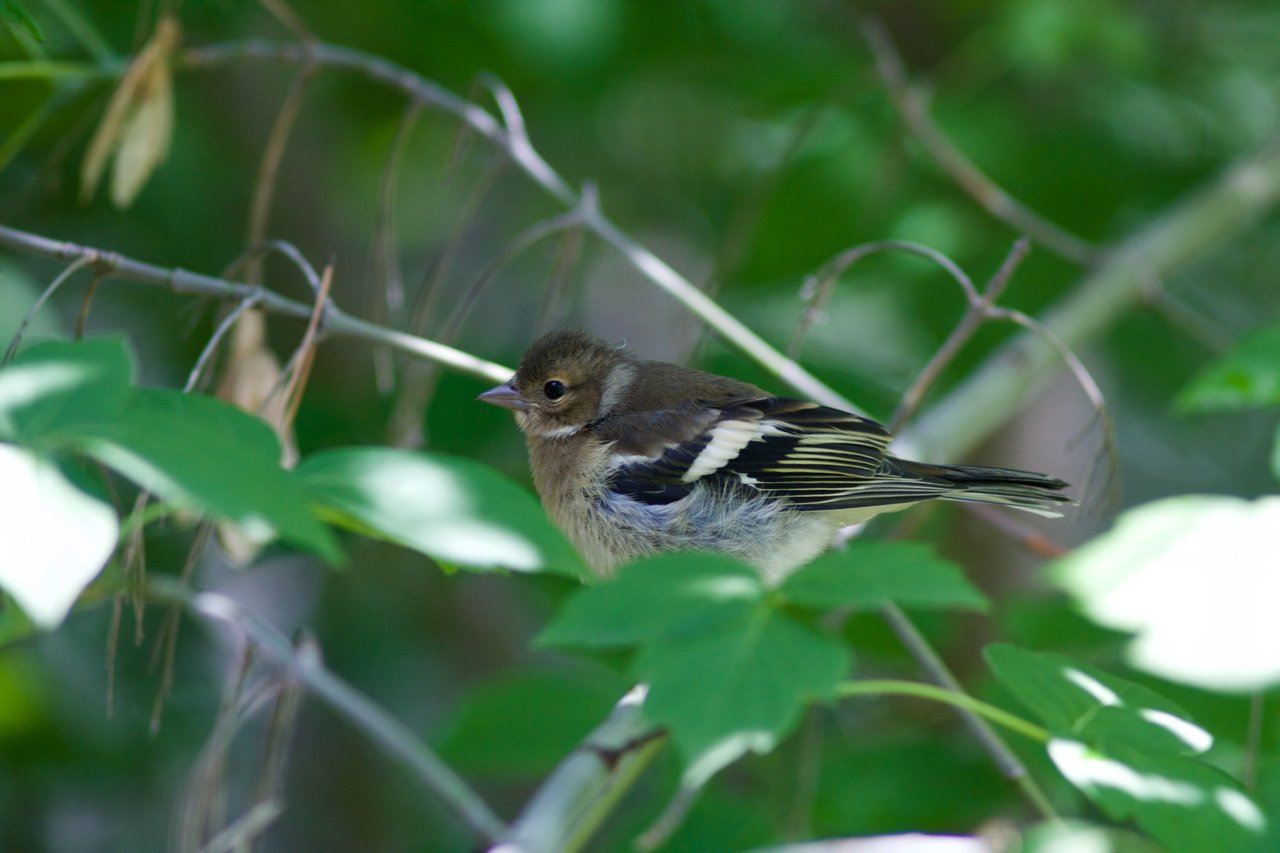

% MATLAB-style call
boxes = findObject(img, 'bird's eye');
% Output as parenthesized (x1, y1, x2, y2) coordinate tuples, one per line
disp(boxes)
(543, 379, 566, 400)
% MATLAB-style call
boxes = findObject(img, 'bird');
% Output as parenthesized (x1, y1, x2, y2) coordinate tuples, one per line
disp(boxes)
(479, 328, 1070, 579)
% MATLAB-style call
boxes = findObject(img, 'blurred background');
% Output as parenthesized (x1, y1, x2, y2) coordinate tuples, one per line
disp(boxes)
(2, 1, 1279, 850)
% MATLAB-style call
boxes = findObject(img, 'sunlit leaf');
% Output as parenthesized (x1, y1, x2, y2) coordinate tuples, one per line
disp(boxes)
(1048, 738, 1264, 852)
(0, 336, 131, 442)
(1051, 495, 1280, 691)
(296, 447, 583, 576)
(1176, 323, 1280, 412)
(72, 388, 340, 564)
(782, 541, 989, 612)
(537, 552, 761, 648)
(1020, 819, 1175, 853)
(1, 338, 340, 564)
(986, 644, 1211, 756)
(0, 445, 117, 629)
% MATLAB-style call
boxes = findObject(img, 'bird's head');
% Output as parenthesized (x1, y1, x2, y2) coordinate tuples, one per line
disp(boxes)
(478, 329, 633, 438)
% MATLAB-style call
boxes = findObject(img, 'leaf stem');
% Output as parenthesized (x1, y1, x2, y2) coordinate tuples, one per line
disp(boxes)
(838, 678, 1049, 744)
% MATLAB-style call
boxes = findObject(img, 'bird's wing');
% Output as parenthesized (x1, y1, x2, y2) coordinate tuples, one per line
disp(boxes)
(600, 397, 942, 509)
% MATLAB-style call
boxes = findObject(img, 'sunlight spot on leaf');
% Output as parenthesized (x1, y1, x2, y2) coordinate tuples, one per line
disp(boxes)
(0, 445, 117, 628)
(1048, 739, 1201, 806)
(1139, 709, 1213, 754)
(1215, 787, 1266, 831)
(1064, 668, 1120, 706)
(686, 575, 760, 602)
(0, 364, 89, 426)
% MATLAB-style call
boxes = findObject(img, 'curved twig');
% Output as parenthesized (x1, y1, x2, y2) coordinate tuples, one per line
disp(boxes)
(3, 255, 93, 364)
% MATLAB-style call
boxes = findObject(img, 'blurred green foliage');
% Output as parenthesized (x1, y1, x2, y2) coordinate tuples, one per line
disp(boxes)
(2, 0, 1280, 850)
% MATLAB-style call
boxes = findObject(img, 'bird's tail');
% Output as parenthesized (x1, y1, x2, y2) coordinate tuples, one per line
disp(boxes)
(887, 458, 1072, 518)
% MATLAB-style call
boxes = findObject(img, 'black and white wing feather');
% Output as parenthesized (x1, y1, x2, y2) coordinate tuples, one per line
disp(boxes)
(600, 397, 1070, 516)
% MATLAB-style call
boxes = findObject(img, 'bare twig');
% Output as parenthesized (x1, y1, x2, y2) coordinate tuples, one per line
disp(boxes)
(278, 260, 333, 432)
(3, 255, 92, 364)
(891, 238, 1031, 431)
(791, 239, 977, 360)
(178, 39, 858, 410)
(861, 18, 1096, 265)
(0, 224, 514, 382)
(368, 101, 422, 393)
(185, 294, 264, 392)
(146, 579, 510, 843)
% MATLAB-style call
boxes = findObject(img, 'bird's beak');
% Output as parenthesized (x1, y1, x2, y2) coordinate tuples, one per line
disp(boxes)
(478, 381, 529, 412)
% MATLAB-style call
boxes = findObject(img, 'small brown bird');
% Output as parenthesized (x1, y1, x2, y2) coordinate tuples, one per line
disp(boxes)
(480, 329, 1070, 578)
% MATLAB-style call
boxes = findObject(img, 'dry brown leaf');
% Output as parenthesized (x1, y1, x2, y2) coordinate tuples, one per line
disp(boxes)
(80, 16, 181, 207)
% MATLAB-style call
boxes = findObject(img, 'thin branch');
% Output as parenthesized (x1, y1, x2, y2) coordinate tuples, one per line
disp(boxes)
(0, 224, 514, 382)
(501, 685, 664, 853)
(897, 137, 1280, 462)
(177, 39, 858, 411)
(245, 65, 316, 285)
(150, 579, 510, 844)
(791, 239, 978, 360)
(860, 18, 1096, 265)
(3, 255, 92, 364)
(877, 603, 1059, 820)
(185, 293, 263, 392)
(891, 238, 1030, 431)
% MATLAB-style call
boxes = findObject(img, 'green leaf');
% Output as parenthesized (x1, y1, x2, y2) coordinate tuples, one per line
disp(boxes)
(537, 552, 762, 648)
(296, 447, 582, 576)
(0, 338, 340, 564)
(1048, 738, 1265, 852)
(1020, 819, 1175, 853)
(989, 645, 1265, 852)
(1, 0, 43, 43)
(0, 337, 132, 443)
(781, 541, 989, 612)
(72, 388, 340, 564)
(0, 445, 117, 629)
(639, 598, 849, 785)
(541, 552, 850, 785)
(434, 667, 625, 777)
(1176, 323, 1280, 412)
(985, 644, 1210, 756)
(1051, 495, 1280, 692)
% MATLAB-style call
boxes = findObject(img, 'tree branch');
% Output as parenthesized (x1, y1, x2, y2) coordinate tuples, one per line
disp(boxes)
(148, 578, 510, 844)
(899, 138, 1280, 461)
(0, 224, 513, 383)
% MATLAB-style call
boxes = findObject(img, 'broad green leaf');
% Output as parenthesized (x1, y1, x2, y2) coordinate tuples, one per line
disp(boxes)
(537, 552, 762, 648)
(0, 338, 338, 563)
(0, 445, 117, 628)
(0, 337, 132, 442)
(782, 541, 989, 612)
(1048, 738, 1265, 852)
(296, 447, 582, 576)
(639, 599, 849, 785)
(985, 644, 1211, 756)
(1020, 819, 1173, 853)
(1051, 495, 1280, 691)
(1176, 323, 1280, 412)
(434, 667, 625, 776)
(75, 389, 340, 564)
